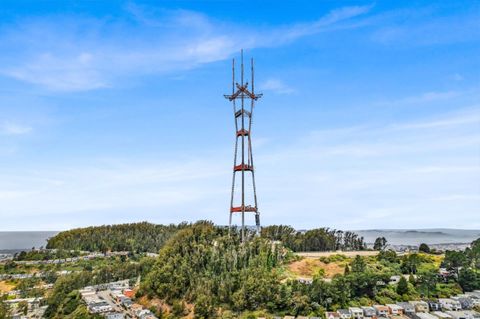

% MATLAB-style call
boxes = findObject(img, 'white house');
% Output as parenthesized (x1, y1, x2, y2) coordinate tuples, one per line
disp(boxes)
(439, 299, 462, 311)
(386, 304, 404, 315)
(349, 307, 364, 319)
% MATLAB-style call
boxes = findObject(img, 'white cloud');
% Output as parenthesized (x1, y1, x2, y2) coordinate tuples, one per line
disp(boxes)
(0, 122, 32, 135)
(0, 106, 479, 230)
(377, 90, 461, 106)
(0, 5, 372, 91)
(260, 78, 296, 94)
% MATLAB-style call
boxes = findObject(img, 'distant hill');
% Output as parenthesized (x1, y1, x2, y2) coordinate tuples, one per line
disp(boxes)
(353, 228, 480, 245)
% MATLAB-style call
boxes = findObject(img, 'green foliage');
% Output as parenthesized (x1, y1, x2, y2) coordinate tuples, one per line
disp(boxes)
(373, 237, 387, 251)
(261, 226, 365, 252)
(47, 222, 189, 253)
(0, 298, 10, 319)
(419, 243, 430, 253)
(396, 276, 408, 295)
(401, 254, 423, 274)
(350, 255, 366, 273)
(142, 222, 285, 316)
(458, 268, 480, 292)
(377, 250, 399, 264)
(417, 270, 438, 297)
(442, 250, 467, 272)
(408, 274, 416, 285)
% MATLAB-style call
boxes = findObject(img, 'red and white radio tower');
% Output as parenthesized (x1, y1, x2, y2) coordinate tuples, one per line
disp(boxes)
(224, 50, 262, 241)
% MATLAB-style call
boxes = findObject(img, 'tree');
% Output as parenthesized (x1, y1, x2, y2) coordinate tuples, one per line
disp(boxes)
(377, 250, 398, 263)
(458, 268, 479, 292)
(408, 274, 416, 285)
(396, 276, 408, 295)
(351, 255, 367, 273)
(401, 254, 421, 274)
(443, 251, 467, 275)
(195, 294, 216, 319)
(373, 237, 388, 251)
(417, 270, 438, 297)
(419, 243, 430, 253)
(467, 238, 480, 269)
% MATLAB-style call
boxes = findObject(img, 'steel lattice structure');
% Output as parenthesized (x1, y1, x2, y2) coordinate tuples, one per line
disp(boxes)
(224, 50, 262, 241)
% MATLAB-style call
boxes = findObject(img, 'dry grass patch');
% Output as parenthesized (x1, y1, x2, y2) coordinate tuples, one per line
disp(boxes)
(0, 280, 15, 293)
(287, 257, 345, 279)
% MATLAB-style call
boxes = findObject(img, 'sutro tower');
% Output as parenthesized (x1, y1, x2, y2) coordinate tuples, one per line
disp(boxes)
(224, 50, 262, 241)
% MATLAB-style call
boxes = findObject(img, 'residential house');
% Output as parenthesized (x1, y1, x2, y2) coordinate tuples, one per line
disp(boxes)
(339, 309, 353, 319)
(326, 312, 341, 319)
(428, 302, 442, 312)
(349, 307, 364, 319)
(410, 301, 429, 313)
(123, 288, 135, 298)
(397, 302, 415, 315)
(130, 303, 143, 312)
(452, 297, 473, 310)
(373, 305, 389, 317)
(387, 304, 404, 315)
(465, 292, 480, 299)
(88, 301, 112, 314)
(439, 299, 462, 311)
(105, 313, 125, 319)
(137, 309, 157, 319)
(361, 306, 376, 318)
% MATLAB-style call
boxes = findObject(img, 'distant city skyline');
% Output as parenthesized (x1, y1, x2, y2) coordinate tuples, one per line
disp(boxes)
(0, 1, 479, 230)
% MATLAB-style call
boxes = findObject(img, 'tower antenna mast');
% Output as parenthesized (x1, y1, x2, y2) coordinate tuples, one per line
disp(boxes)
(224, 50, 262, 242)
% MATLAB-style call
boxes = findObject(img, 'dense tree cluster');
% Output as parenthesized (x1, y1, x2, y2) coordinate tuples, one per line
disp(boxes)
(47, 222, 366, 254)
(141, 221, 285, 318)
(47, 222, 189, 253)
(142, 231, 480, 317)
(261, 225, 366, 252)
(442, 238, 480, 292)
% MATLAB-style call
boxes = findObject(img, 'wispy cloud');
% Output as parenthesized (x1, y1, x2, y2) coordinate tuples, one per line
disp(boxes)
(1, 106, 478, 230)
(377, 90, 461, 106)
(0, 5, 372, 92)
(0, 122, 32, 135)
(260, 78, 296, 94)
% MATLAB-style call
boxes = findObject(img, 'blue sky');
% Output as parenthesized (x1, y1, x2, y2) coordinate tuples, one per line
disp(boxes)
(0, 1, 479, 231)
